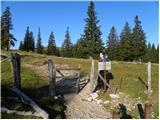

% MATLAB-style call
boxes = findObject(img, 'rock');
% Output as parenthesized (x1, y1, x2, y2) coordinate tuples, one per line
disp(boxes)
(95, 99, 102, 105)
(90, 93, 98, 100)
(109, 94, 120, 99)
(82, 97, 93, 102)
(96, 90, 100, 94)
(103, 100, 110, 105)
(87, 97, 93, 102)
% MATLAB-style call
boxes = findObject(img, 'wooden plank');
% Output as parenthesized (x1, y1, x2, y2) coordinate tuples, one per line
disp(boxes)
(48, 59, 56, 97)
(9, 86, 49, 119)
(98, 74, 112, 91)
(10, 53, 21, 88)
(56, 69, 65, 77)
(10, 53, 16, 87)
(104, 70, 107, 91)
(57, 68, 80, 70)
(90, 59, 95, 93)
(56, 76, 79, 79)
(14, 53, 21, 89)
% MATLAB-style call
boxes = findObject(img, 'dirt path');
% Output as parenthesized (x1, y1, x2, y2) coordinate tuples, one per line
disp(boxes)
(64, 82, 111, 119)
(23, 63, 111, 119)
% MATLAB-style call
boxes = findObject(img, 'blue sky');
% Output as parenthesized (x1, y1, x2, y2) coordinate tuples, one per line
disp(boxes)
(1, 1, 159, 49)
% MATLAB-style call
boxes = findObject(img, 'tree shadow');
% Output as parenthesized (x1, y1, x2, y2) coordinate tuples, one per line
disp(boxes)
(138, 77, 148, 89)
(118, 103, 132, 119)
(137, 103, 144, 119)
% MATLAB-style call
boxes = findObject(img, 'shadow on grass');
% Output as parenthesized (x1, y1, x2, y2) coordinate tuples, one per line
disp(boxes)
(21, 86, 67, 119)
(138, 77, 148, 89)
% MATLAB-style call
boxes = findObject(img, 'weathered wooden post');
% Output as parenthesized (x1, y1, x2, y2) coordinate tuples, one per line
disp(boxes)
(89, 59, 95, 93)
(112, 111, 120, 119)
(148, 62, 151, 96)
(144, 102, 152, 119)
(76, 64, 81, 93)
(11, 53, 21, 88)
(48, 59, 56, 97)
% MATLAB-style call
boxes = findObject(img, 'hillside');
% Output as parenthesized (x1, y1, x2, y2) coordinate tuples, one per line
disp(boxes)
(1, 50, 159, 119)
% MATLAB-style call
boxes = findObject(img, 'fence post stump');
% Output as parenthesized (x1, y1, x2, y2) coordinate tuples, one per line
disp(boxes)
(112, 111, 120, 119)
(11, 53, 21, 88)
(89, 59, 95, 93)
(48, 59, 56, 97)
(144, 102, 152, 119)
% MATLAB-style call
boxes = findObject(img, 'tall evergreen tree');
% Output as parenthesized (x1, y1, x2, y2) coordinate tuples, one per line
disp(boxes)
(151, 44, 157, 63)
(119, 22, 132, 61)
(106, 26, 119, 60)
(47, 31, 57, 55)
(36, 27, 43, 54)
(61, 27, 73, 57)
(28, 31, 35, 52)
(147, 42, 152, 61)
(131, 16, 146, 61)
(19, 41, 24, 50)
(1, 7, 16, 50)
(156, 44, 159, 63)
(81, 1, 104, 59)
(23, 27, 30, 51)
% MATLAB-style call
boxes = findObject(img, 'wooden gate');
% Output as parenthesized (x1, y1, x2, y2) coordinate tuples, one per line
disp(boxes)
(48, 59, 81, 96)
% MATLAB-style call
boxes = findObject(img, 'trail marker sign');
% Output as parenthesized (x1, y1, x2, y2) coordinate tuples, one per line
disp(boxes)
(98, 62, 111, 71)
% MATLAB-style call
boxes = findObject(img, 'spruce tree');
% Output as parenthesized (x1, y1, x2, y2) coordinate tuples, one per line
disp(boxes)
(61, 27, 73, 57)
(36, 27, 43, 54)
(47, 31, 57, 55)
(119, 22, 132, 61)
(132, 16, 146, 61)
(19, 41, 24, 50)
(147, 42, 152, 61)
(151, 44, 157, 63)
(29, 31, 35, 52)
(156, 44, 159, 63)
(106, 26, 119, 60)
(1, 7, 16, 50)
(82, 1, 104, 59)
(23, 27, 30, 52)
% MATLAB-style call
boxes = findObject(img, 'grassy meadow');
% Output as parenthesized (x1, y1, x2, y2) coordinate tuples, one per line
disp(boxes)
(1, 50, 159, 118)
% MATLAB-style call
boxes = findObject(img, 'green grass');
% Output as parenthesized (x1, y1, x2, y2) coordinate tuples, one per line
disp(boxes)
(1, 50, 159, 118)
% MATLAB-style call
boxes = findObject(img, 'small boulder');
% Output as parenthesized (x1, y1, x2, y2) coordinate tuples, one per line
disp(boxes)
(87, 97, 93, 102)
(95, 99, 102, 105)
(90, 93, 98, 100)
(109, 94, 120, 99)
(103, 100, 110, 105)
